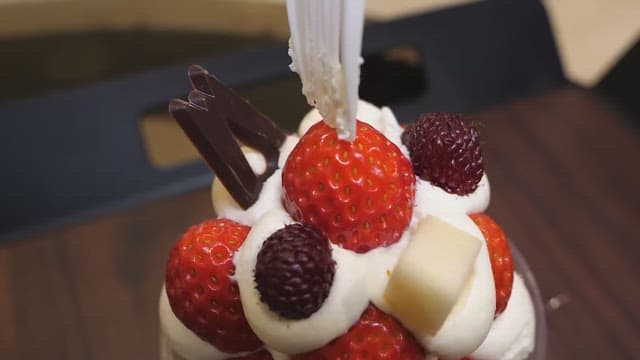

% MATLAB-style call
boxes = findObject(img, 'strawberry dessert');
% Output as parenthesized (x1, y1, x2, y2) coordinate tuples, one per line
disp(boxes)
(159, 74, 536, 359)
(159, 3, 536, 359)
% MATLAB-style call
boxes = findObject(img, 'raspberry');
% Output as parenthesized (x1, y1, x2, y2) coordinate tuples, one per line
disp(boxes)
(401, 113, 483, 195)
(255, 223, 336, 319)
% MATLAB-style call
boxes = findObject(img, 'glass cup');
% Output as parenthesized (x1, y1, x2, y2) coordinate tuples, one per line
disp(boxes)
(511, 241, 548, 359)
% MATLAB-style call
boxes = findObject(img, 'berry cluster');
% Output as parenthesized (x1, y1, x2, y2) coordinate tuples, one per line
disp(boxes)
(164, 112, 515, 360)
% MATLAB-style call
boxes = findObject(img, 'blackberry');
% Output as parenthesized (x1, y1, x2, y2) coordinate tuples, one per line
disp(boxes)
(402, 113, 484, 195)
(255, 223, 335, 319)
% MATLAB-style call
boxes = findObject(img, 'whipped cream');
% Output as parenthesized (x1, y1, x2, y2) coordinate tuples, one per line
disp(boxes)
(234, 207, 494, 358)
(471, 273, 536, 360)
(413, 173, 491, 220)
(235, 208, 370, 355)
(298, 100, 406, 152)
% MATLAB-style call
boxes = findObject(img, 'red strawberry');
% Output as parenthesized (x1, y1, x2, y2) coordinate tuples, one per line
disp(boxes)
(294, 304, 425, 359)
(165, 219, 262, 353)
(282, 120, 415, 253)
(470, 213, 514, 315)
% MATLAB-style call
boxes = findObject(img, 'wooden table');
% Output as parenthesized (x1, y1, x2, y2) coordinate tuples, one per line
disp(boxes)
(1, 86, 638, 359)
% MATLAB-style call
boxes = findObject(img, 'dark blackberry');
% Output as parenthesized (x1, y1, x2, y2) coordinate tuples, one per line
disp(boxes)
(401, 112, 484, 195)
(255, 223, 335, 319)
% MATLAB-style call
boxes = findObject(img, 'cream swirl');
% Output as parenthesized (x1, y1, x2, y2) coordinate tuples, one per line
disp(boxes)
(159, 286, 235, 360)
(234, 208, 370, 355)
(413, 173, 491, 220)
(470, 273, 536, 360)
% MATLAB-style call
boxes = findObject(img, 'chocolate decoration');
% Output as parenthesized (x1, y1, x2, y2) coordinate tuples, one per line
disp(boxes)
(169, 65, 286, 209)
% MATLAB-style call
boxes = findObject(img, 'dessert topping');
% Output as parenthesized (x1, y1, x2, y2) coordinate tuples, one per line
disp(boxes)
(401, 112, 484, 195)
(165, 219, 263, 353)
(255, 223, 335, 319)
(293, 304, 425, 359)
(471, 213, 514, 315)
(282, 120, 415, 253)
(385, 216, 482, 335)
(170, 65, 286, 209)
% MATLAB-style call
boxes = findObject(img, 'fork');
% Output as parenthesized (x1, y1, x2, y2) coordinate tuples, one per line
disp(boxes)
(286, 0, 366, 141)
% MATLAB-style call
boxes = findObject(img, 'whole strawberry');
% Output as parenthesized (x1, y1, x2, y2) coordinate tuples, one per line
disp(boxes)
(402, 113, 483, 195)
(294, 305, 425, 359)
(165, 218, 263, 353)
(470, 213, 514, 315)
(282, 121, 415, 253)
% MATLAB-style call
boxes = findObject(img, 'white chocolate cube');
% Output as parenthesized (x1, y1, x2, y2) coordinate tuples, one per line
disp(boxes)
(384, 216, 482, 335)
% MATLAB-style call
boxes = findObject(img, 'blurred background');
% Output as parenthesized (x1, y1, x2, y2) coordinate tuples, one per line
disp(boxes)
(0, 0, 637, 97)
(1, 0, 639, 97)
(1, 0, 638, 239)
(0, 1, 639, 359)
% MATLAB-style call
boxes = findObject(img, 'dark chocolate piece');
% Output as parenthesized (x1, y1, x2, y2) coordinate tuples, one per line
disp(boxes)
(169, 65, 286, 209)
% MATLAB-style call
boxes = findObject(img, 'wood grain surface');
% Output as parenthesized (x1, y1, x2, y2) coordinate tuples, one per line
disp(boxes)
(1, 87, 639, 359)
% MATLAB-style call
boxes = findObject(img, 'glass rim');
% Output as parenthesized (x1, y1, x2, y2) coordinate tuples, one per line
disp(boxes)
(510, 239, 548, 360)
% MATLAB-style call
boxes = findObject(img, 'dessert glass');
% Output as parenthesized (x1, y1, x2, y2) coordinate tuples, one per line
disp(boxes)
(511, 240, 547, 360)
